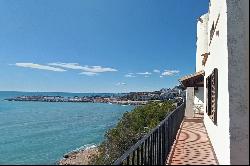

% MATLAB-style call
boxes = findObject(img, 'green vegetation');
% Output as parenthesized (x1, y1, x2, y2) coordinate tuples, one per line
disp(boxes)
(91, 101, 175, 165)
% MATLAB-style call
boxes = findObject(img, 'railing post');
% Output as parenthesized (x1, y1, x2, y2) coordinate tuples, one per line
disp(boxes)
(140, 143, 144, 165)
(152, 133, 154, 165)
(156, 131, 158, 165)
(137, 148, 140, 165)
(152, 132, 154, 165)
(132, 151, 135, 165)
(126, 155, 130, 165)
(165, 119, 168, 155)
(144, 139, 147, 165)
(158, 126, 161, 165)
(167, 116, 171, 154)
(162, 122, 166, 165)
(147, 137, 150, 165)
(149, 136, 152, 165)
(154, 132, 156, 165)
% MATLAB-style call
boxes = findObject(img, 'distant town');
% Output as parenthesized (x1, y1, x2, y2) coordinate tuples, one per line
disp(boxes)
(5, 85, 185, 106)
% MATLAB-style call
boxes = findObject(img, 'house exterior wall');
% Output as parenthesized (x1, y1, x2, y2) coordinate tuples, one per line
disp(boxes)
(194, 87, 204, 105)
(199, 0, 249, 164)
(196, 14, 209, 72)
(202, 0, 230, 164)
(194, 87, 204, 113)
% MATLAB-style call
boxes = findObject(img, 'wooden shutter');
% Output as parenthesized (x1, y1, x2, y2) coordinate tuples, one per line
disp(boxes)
(206, 68, 218, 125)
(206, 75, 212, 115)
(210, 68, 218, 125)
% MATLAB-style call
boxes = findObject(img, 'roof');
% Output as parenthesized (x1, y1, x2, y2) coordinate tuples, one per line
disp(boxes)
(179, 70, 205, 87)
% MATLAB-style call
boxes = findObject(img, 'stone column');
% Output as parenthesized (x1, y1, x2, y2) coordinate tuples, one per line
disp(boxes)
(185, 87, 194, 118)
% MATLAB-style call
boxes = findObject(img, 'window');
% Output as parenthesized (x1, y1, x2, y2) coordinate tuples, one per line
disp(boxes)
(206, 68, 218, 125)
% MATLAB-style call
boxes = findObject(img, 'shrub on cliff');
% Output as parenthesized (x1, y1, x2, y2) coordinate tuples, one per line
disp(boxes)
(91, 101, 175, 165)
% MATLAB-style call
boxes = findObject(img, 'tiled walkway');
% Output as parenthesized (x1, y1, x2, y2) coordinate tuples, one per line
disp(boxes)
(166, 117, 218, 165)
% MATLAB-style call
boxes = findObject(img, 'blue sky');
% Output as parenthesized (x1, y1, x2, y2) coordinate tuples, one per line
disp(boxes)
(0, 0, 208, 93)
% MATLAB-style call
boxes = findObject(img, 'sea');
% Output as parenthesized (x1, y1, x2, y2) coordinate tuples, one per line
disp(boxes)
(0, 91, 135, 165)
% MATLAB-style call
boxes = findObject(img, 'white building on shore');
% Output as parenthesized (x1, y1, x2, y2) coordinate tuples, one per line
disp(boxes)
(180, 0, 249, 164)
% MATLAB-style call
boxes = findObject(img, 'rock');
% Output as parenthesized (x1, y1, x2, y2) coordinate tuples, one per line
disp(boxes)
(58, 148, 99, 165)
(63, 154, 69, 158)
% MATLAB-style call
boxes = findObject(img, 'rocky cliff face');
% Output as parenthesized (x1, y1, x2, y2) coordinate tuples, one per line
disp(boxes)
(58, 148, 98, 165)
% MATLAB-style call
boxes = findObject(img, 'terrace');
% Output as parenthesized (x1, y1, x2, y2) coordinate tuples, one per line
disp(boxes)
(166, 115, 218, 165)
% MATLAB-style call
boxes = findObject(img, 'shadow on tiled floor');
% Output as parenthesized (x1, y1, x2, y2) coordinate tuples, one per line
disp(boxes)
(166, 116, 218, 165)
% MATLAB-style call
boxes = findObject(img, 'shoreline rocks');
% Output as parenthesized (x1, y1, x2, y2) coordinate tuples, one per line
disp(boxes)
(58, 148, 98, 165)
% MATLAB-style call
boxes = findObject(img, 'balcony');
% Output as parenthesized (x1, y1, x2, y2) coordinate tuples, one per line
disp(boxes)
(113, 102, 218, 165)
(166, 116, 218, 165)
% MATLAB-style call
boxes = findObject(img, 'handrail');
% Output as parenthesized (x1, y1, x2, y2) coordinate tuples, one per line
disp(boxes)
(113, 101, 186, 165)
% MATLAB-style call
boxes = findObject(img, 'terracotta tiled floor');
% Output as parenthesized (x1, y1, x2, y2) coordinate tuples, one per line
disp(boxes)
(166, 116, 218, 165)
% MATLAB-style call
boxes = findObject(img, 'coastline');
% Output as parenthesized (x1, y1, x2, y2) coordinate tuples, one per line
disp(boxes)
(58, 146, 98, 165)
(5, 95, 148, 106)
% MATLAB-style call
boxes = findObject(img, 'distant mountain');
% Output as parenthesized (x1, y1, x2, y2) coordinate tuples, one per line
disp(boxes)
(173, 84, 185, 91)
(160, 88, 171, 93)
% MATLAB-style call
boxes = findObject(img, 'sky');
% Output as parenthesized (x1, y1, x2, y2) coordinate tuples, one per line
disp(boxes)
(0, 0, 208, 93)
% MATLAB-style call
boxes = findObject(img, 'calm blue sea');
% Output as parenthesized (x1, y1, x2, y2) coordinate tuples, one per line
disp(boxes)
(0, 91, 134, 165)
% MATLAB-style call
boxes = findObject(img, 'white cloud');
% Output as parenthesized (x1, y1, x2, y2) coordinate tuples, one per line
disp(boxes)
(116, 82, 126, 86)
(49, 63, 117, 73)
(144, 75, 150, 78)
(161, 70, 180, 76)
(153, 69, 160, 73)
(160, 75, 163, 78)
(125, 73, 136, 78)
(48, 63, 85, 70)
(14, 63, 66, 72)
(79, 72, 98, 76)
(136, 72, 152, 75)
(83, 65, 117, 73)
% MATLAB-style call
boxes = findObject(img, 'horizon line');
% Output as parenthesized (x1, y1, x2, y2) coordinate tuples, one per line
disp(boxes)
(0, 87, 177, 94)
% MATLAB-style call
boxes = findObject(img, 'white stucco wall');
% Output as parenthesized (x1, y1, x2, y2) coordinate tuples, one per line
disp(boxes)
(200, 0, 249, 164)
(196, 14, 209, 72)
(194, 87, 204, 105)
(202, 0, 230, 164)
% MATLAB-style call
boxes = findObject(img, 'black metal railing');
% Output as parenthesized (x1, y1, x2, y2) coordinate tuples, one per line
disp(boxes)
(113, 102, 185, 165)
